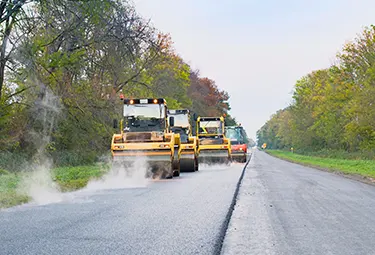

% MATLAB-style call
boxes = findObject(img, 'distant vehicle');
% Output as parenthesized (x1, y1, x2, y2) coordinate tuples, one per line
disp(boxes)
(225, 125, 248, 163)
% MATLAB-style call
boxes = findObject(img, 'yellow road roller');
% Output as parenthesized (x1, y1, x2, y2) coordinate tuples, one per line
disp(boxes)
(196, 116, 232, 164)
(111, 97, 181, 179)
(168, 109, 199, 172)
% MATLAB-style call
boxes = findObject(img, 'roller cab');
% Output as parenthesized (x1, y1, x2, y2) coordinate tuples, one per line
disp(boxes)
(196, 116, 232, 165)
(168, 109, 199, 172)
(111, 98, 181, 179)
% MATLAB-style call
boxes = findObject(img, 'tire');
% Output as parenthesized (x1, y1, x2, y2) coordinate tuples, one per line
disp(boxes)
(243, 155, 247, 163)
(172, 158, 180, 177)
(160, 162, 174, 179)
(180, 158, 195, 172)
(163, 169, 174, 179)
(173, 169, 180, 177)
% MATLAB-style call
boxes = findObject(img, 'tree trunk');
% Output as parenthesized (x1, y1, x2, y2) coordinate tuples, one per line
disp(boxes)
(0, 17, 12, 100)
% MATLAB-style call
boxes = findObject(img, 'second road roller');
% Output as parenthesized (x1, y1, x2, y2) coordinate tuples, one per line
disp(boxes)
(167, 109, 199, 172)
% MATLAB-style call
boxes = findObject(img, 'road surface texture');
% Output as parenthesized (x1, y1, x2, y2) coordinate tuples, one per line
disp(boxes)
(221, 149, 375, 255)
(0, 162, 246, 255)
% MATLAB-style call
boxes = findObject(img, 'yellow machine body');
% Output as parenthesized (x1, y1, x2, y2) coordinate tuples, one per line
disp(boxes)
(111, 98, 181, 178)
(196, 116, 232, 164)
(167, 109, 199, 172)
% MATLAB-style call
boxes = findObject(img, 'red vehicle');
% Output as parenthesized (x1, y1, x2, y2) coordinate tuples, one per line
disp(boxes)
(225, 125, 248, 163)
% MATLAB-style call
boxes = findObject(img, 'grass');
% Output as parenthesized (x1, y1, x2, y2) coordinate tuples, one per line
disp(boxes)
(53, 164, 109, 192)
(267, 150, 375, 180)
(0, 172, 29, 208)
(0, 164, 110, 209)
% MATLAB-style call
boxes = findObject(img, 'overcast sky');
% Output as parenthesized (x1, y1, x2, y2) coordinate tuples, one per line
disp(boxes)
(133, 0, 375, 140)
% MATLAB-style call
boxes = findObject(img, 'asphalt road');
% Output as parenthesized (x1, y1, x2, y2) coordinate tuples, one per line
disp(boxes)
(221, 150, 375, 255)
(0, 162, 245, 255)
(3, 150, 375, 255)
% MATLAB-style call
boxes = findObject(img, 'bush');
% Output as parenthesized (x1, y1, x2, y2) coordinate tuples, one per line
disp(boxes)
(50, 150, 108, 167)
(0, 168, 9, 175)
(0, 151, 30, 172)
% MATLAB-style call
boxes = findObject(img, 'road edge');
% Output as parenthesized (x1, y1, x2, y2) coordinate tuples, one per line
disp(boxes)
(213, 152, 252, 255)
(264, 150, 375, 187)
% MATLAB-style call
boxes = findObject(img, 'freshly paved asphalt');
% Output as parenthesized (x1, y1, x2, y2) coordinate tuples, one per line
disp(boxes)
(221, 150, 375, 255)
(0, 162, 245, 255)
(2, 149, 375, 255)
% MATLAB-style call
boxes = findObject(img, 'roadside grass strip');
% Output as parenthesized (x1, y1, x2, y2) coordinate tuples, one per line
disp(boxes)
(0, 172, 29, 208)
(0, 164, 109, 209)
(267, 150, 375, 180)
(53, 164, 109, 192)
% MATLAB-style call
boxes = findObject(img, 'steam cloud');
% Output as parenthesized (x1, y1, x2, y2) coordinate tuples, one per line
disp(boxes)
(85, 155, 151, 191)
(17, 87, 64, 205)
(16, 86, 152, 206)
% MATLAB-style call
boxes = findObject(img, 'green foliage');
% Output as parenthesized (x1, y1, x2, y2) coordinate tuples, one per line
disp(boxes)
(0, 152, 29, 172)
(0, 164, 110, 208)
(0, 169, 9, 175)
(258, 25, 375, 155)
(53, 164, 109, 191)
(0, 173, 29, 208)
(0, 0, 242, 171)
(224, 115, 237, 126)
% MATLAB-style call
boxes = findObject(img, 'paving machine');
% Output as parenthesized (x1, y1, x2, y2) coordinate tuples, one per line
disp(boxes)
(225, 125, 248, 163)
(167, 109, 199, 172)
(196, 116, 232, 164)
(111, 97, 181, 179)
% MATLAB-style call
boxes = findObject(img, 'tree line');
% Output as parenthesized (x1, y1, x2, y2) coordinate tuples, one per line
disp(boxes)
(257, 25, 375, 157)
(0, 0, 238, 170)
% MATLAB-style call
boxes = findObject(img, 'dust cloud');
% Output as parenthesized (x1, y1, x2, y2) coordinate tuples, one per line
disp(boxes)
(17, 87, 64, 205)
(85, 156, 151, 191)
(13, 86, 158, 207)
(18, 160, 63, 205)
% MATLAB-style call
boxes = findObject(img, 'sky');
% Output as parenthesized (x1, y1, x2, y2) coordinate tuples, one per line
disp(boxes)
(133, 0, 375, 140)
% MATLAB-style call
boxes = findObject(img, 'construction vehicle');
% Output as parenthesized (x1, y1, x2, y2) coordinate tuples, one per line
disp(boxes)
(225, 125, 249, 163)
(111, 97, 181, 179)
(167, 109, 199, 172)
(196, 116, 232, 164)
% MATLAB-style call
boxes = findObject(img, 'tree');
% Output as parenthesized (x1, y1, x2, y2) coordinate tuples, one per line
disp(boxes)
(0, 0, 30, 100)
(188, 71, 233, 118)
(0, 0, 241, 169)
(257, 25, 375, 155)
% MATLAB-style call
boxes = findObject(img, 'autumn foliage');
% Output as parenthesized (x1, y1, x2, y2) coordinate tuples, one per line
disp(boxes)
(188, 71, 236, 125)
